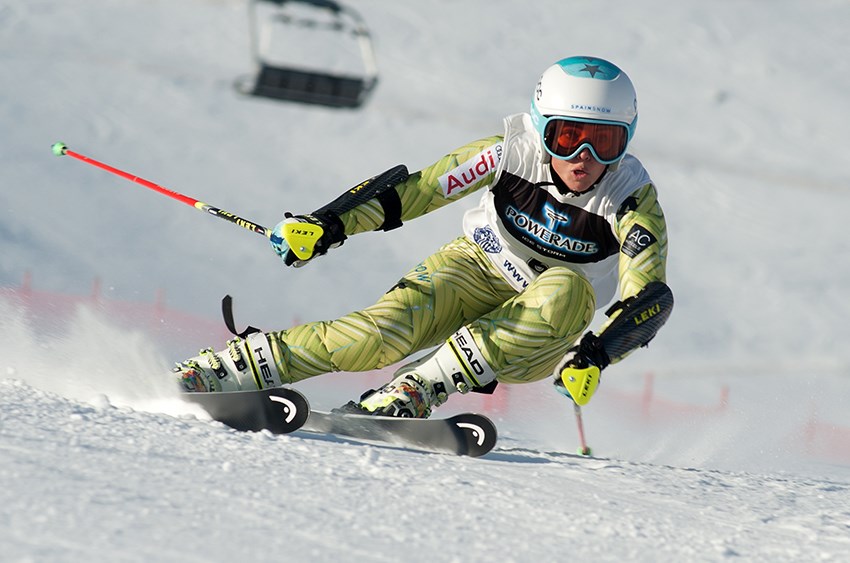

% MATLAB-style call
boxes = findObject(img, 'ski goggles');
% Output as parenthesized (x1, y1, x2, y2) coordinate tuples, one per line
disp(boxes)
(540, 117, 630, 164)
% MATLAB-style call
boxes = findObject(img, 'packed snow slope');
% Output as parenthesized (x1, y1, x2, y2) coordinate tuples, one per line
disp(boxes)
(2, 0, 850, 561)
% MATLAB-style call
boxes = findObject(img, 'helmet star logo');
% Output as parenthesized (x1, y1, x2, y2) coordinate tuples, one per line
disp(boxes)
(581, 64, 603, 78)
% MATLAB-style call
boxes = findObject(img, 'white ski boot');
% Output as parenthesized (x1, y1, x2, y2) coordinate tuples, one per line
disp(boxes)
(353, 327, 498, 418)
(174, 332, 283, 393)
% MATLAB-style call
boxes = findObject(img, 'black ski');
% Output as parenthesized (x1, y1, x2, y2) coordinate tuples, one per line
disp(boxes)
(182, 388, 497, 457)
(302, 410, 497, 457)
(182, 387, 310, 434)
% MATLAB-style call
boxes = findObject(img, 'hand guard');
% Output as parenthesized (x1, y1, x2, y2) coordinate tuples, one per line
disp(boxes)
(553, 332, 609, 406)
(269, 211, 346, 267)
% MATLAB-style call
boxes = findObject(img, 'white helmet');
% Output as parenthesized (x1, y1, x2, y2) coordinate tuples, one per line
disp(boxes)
(531, 56, 638, 165)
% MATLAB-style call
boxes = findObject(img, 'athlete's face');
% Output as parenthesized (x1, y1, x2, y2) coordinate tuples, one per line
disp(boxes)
(550, 148, 607, 193)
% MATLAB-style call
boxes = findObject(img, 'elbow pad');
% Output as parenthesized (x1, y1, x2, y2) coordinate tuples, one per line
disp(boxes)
(598, 281, 674, 363)
(313, 165, 409, 232)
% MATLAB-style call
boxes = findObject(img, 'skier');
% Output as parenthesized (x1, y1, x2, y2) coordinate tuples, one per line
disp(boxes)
(176, 55, 673, 418)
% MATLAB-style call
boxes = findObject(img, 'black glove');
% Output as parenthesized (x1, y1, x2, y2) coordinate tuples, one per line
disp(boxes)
(552, 333, 609, 405)
(269, 211, 346, 267)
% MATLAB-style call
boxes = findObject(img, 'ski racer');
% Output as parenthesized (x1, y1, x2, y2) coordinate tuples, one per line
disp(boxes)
(176, 56, 674, 418)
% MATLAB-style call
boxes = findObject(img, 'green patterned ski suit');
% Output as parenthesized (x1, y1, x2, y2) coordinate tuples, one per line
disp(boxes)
(268, 113, 668, 385)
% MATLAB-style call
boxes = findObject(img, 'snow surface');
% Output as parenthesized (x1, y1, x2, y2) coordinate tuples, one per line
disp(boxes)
(2, 0, 850, 561)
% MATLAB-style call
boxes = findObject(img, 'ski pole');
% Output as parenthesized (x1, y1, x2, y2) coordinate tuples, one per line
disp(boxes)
(573, 403, 592, 456)
(51, 142, 283, 243)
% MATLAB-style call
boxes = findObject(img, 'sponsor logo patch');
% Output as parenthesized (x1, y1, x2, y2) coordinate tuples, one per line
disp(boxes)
(473, 226, 502, 253)
(438, 144, 503, 197)
(504, 205, 598, 256)
(621, 224, 657, 258)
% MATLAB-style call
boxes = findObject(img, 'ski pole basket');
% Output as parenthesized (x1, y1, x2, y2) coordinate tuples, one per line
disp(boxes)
(236, 0, 379, 109)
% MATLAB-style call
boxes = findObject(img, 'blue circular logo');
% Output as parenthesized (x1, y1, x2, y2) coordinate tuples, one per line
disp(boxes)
(474, 226, 502, 253)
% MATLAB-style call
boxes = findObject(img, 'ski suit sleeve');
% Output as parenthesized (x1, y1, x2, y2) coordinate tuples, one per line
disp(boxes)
(596, 182, 671, 364)
(334, 136, 504, 235)
(615, 182, 668, 299)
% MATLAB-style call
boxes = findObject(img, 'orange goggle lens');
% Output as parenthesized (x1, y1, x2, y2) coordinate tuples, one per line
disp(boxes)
(543, 119, 629, 163)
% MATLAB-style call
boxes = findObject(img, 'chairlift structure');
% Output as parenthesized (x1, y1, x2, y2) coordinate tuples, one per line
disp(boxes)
(237, 0, 379, 109)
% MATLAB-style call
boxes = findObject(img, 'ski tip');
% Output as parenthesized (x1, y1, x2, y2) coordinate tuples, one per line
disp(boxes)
(51, 142, 68, 156)
(452, 413, 498, 457)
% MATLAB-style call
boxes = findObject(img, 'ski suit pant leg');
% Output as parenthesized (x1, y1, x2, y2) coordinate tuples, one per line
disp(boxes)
(468, 265, 596, 384)
(266, 236, 595, 385)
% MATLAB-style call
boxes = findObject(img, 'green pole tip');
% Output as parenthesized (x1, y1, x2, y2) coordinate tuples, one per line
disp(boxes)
(51, 142, 68, 156)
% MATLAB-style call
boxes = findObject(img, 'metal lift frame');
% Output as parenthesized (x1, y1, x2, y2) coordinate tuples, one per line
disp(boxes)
(238, 0, 379, 109)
